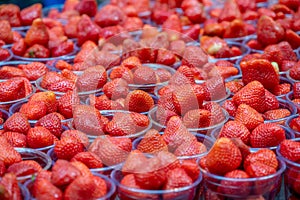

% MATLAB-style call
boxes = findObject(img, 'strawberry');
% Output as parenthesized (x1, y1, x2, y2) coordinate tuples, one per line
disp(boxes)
(121, 56, 142, 70)
(137, 129, 168, 154)
(3, 132, 27, 147)
(71, 152, 103, 169)
(24, 18, 49, 47)
(230, 138, 251, 162)
(285, 29, 300, 50)
(257, 15, 285, 47)
(156, 49, 176, 66)
(54, 137, 85, 160)
(60, 130, 89, 148)
(0, 136, 22, 165)
(77, 14, 101, 46)
(264, 89, 279, 111)
(225, 80, 244, 94)
(33, 178, 63, 200)
(174, 140, 207, 157)
(162, 14, 182, 40)
(29, 91, 57, 113)
(47, 79, 75, 93)
(162, 116, 196, 152)
(219, 121, 251, 145)
(51, 40, 74, 57)
(0, 78, 26, 102)
(279, 140, 300, 162)
(75, 0, 97, 17)
(93, 97, 124, 111)
(125, 90, 154, 113)
(89, 136, 132, 166)
(36, 113, 62, 138)
(244, 149, 278, 170)
(19, 62, 48, 81)
(272, 83, 291, 96)
(0, 20, 13, 44)
(203, 102, 226, 125)
(182, 109, 212, 128)
(70, 161, 92, 177)
(169, 65, 194, 85)
(203, 76, 227, 101)
(205, 138, 242, 175)
(104, 112, 136, 137)
(182, 46, 208, 68)
(0, 173, 22, 200)
(122, 150, 147, 175)
(110, 66, 134, 84)
(103, 78, 129, 100)
(263, 109, 291, 121)
(133, 66, 157, 85)
(57, 90, 80, 119)
(7, 160, 42, 177)
(156, 151, 180, 173)
(0, 66, 26, 79)
(129, 112, 150, 131)
(180, 159, 200, 182)
(20, 3, 42, 26)
(19, 100, 47, 120)
(61, 69, 77, 83)
(27, 126, 55, 149)
(218, 0, 242, 22)
(0, 160, 5, 176)
(51, 159, 81, 188)
(289, 116, 300, 132)
(55, 60, 72, 70)
(234, 104, 264, 131)
(209, 66, 239, 80)
(245, 162, 276, 177)
(4, 112, 30, 134)
(0, 4, 21, 27)
(222, 99, 237, 117)
(94, 5, 125, 27)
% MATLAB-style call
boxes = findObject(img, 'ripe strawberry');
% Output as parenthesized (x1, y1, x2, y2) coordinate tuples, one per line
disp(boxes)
(137, 129, 168, 154)
(205, 138, 242, 175)
(182, 46, 208, 69)
(230, 138, 251, 162)
(47, 79, 75, 93)
(19, 100, 47, 120)
(244, 149, 278, 170)
(156, 49, 176, 66)
(51, 40, 74, 57)
(180, 159, 200, 182)
(77, 14, 101, 46)
(121, 56, 142, 70)
(33, 178, 63, 200)
(204, 101, 226, 125)
(129, 112, 150, 131)
(36, 113, 62, 138)
(0, 66, 26, 79)
(263, 109, 291, 121)
(203, 76, 227, 101)
(20, 3, 42, 26)
(27, 126, 55, 149)
(174, 140, 207, 157)
(3, 131, 27, 147)
(4, 112, 30, 134)
(125, 90, 154, 113)
(7, 160, 42, 177)
(0, 137, 22, 167)
(232, 81, 266, 113)
(169, 65, 194, 85)
(60, 130, 89, 148)
(0, 78, 26, 102)
(279, 140, 300, 162)
(133, 66, 157, 85)
(71, 152, 103, 169)
(0, 173, 22, 200)
(222, 99, 237, 117)
(75, 0, 97, 17)
(0, 160, 6, 176)
(122, 150, 147, 175)
(264, 89, 279, 111)
(219, 121, 251, 145)
(156, 151, 181, 173)
(162, 116, 197, 152)
(64, 175, 107, 200)
(104, 112, 136, 137)
(218, 0, 241, 22)
(51, 159, 81, 188)
(40, 72, 64, 89)
(94, 5, 125, 27)
(257, 15, 285, 47)
(57, 90, 80, 119)
(225, 80, 244, 94)
(70, 161, 92, 177)
(89, 136, 132, 166)
(54, 137, 85, 160)
(29, 91, 57, 114)
(182, 109, 212, 128)
(0, 20, 13, 44)
(110, 66, 134, 84)
(24, 18, 49, 47)
(93, 97, 124, 111)
(293, 82, 300, 99)
(234, 104, 264, 131)
(246, 162, 277, 178)
(55, 60, 72, 70)
(103, 78, 129, 100)
(272, 83, 291, 96)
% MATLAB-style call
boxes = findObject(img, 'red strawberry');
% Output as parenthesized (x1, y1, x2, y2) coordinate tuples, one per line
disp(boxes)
(94, 5, 125, 27)
(246, 162, 276, 177)
(156, 49, 176, 66)
(75, 0, 97, 17)
(77, 14, 101, 46)
(263, 109, 291, 121)
(222, 99, 237, 117)
(122, 150, 147, 175)
(125, 90, 154, 113)
(57, 90, 80, 119)
(234, 104, 264, 131)
(24, 18, 49, 47)
(257, 15, 285, 47)
(93, 97, 124, 111)
(47, 79, 74, 93)
(0, 160, 6, 176)
(3, 132, 27, 147)
(36, 113, 62, 138)
(240, 59, 279, 91)
(55, 60, 72, 71)
(182, 46, 208, 68)
(133, 66, 157, 85)
(137, 129, 168, 154)
(121, 56, 142, 70)
(156, 93, 179, 125)
(162, 14, 182, 40)
(0, 78, 26, 102)
(7, 160, 42, 177)
(103, 78, 129, 100)
(289, 116, 300, 132)
(0, 66, 26, 79)
(219, 121, 251, 145)
(60, 130, 89, 148)
(205, 138, 242, 175)
(203, 102, 226, 125)
(89, 136, 132, 166)
(70, 161, 92, 177)
(156, 151, 180, 173)
(218, 0, 242, 22)
(180, 159, 200, 182)
(54, 137, 85, 160)
(225, 80, 244, 94)
(33, 178, 63, 200)
(110, 66, 134, 84)
(0, 20, 13, 44)
(0, 137, 22, 167)
(0, 173, 22, 200)
(182, 109, 212, 128)
(4, 112, 30, 134)
(169, 65, 194, 85)
(29, 91, 58, 114)
(203, 76, 227, 101)
(27, 126, 55, 149)
(19, 100, 47, 120)
(51, 159, 81, 188)
(162, 116, 196, 152)
(71, 152, 103, 169)
(293, 82, 300, 99)
(129, 112, 150, 131)
(244, 149, 278, 170)
(105, 112, 136, 137)
(272, 83, 291, 96)
(174, 140, 207, 157)
(264, 89, 279, 111)
(279, 139, 300, 162)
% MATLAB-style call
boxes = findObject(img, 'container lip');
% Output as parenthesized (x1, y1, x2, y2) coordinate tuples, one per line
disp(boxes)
(148, 106, 229, 131)
(276, 139, 300, 168)
(0, 84, 36, 105)
(110, 168, 203, 194)
(286, 69, 299, 83)
(285, 114, 300, 136)
(200, 157, 286, 182)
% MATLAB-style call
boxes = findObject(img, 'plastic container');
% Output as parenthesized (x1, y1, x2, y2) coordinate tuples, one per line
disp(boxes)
(111, 168, 203, 200)
(14, 148, 52, 182)
(200, 158, 286, 200)
(285, 114, 300, 138)
(0, 108, 10, 129)
(148, 106, 229, 135)
(287, 69, 300, 83)
(276, 138, 300, 200)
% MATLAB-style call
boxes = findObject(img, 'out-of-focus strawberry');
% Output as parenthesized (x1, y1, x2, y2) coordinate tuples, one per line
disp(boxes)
(124, 90, 154, 113)
(0, 4, 21, 27)
(71, 152, 103, 169)
(133, 66, 157, 85)
(24, 18, 49, 47)
(169, 65, 195, 85)
(51, 40, 74, 57)
(33, 177, 63, 200)
(0, 20, 13, 44)
(110, 66, 134, 84)
(77, 14, 101, 46)
(7, 160, 42, 177)
(20, 3, 42, 26)
(61, 69, 77, 83)
(206, 138, 242, 175)
(219, 121, 251, 145)
(54, 137, 85, 160)
(64, 16, 80, 38)
(289, 116, 300, 132)
(180, 159, 200, 182)
(94, 5, 125, 27)
(156, 49, 176, 66)
(279, 139, 300, 162)
(27, 126, 55, 149)
(162, 14, 182, 41)
(75, 0, 97, 17)
(0, 78, 26, 102)
(19, 100, 47, 120)
(57, 90, 80, 119)
(137, 129, 168, 154)
(24, 44, 50, 58)
(271, 83, 290, 96)
(12, 38, 27, 56)
(36, 113, 62, 138)
(263, 108, 291, 121)
(0, 160, 6, 176)
(0, 137, 22, 167)
(235, 104, 264, 131)
(0, 66, 26, 79)
(3, 132, 27, 147)
(4, 112, 30, 134)
(60, 130, 89, 148)
(0, 173, 22, 199)
(18, 62, 48, 81)
(29, 91, 57, 114)
(89, 136, 132, 166)
(218, 0, 242, 22)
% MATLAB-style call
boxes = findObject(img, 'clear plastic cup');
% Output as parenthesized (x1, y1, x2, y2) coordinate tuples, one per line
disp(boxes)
(200, 158, 286, 200)
(276, 138, 300, 200)
(14, 147, 52, 182)
(0, 108, 10, 129)
(285, 114, 300, 138)
(19, 182, 30, 200)
(148, 106, 229, 135)
(111, 168, 203, 200)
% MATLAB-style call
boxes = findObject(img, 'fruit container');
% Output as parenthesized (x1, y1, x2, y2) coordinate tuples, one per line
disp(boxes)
(148, 106, 229, 135)
(108, 63, 176, 93)
(0, 47, 13, 62)
(211, 125, 294, 152)
(14, 148, 52, 182)
(24, 172, 116, 200)
(20, 183, 30, 200)
(0, 108, 10, 129)
(276, 138, 300, 200)
(111, 168, 203, 200)
(285, 115, 300, 138)
(200, 158, 286, 200)
(132, 132, 215, 160)
(286, 91, 300, 113)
